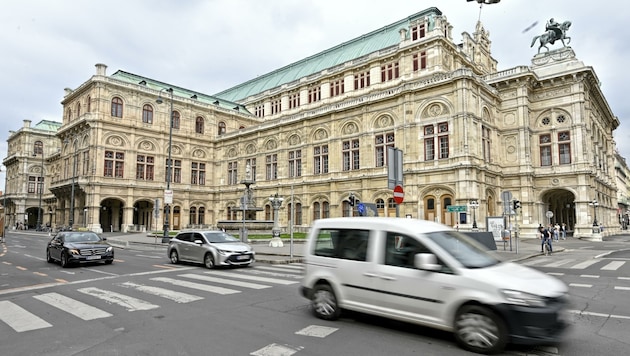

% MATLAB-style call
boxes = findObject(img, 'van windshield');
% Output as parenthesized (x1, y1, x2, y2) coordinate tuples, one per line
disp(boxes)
(425, 231, 500, 268)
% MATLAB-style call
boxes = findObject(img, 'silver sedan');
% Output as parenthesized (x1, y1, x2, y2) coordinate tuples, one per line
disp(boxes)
(167, 230, 255, 268)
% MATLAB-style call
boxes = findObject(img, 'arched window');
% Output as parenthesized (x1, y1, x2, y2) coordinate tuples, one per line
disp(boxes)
(111, 97, 123, 117)
(218, 122, 226, 135)
(287, 203, 302, 225)
(76, 102, 81, 117)
(171, 111, 180, 129)
(86, 96, 91, 112)
(34, 141, 44, 155)
(142, 104, 153, 124)
(195, 116, 204, 134)
(198, 207, 205, 225)
(189, 207, 197, 225)
(67, 108, 72, 121)
(323, 201, 330, 219)
(313, 202, 321, 221)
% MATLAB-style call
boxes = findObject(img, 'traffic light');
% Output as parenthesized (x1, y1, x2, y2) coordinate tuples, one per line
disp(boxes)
(513, 200, 521, 210)
(349, 194, 356, 206)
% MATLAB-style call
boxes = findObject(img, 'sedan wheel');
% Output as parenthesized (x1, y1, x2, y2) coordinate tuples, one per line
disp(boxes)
(46, 250, 54, 263)
(204, 253, 215, 269)
(60, 252, 69, 268)
(169, 250, 179, 264)
(311, 284, 341, 320)
(454, 305, 507, 354)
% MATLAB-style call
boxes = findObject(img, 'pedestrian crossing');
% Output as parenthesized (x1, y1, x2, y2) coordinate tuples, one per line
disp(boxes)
(0, 263, 304, 333)
(522, 258, 627, 271)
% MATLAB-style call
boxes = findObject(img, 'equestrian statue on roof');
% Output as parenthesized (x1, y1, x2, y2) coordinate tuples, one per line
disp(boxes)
(531, 18, 572, 53)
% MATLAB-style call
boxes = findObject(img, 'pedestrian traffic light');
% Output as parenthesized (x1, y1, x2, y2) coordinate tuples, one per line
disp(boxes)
(349, 194, 356, 206)
(513, 200, 521, 210)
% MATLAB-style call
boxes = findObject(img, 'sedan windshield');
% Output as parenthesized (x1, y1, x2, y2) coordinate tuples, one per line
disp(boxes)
(425, 231, 500, 268)
(202, 232, 239, 243)
(65, 233, 101, 243)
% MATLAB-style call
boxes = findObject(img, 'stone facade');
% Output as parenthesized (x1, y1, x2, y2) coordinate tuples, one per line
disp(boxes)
(2, 9, 622, 239)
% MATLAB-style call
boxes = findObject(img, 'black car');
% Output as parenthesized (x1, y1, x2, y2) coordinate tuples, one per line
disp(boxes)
(46, 231, 114, 267)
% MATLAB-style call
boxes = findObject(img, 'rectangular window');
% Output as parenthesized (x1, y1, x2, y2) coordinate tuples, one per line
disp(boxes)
(289, 150, 302, 178)
(425, 138, 435, 160)
(539, 134, 552, 166)
(330, 79, 344, 97)
(343, 139, 360, 171)
(412, 51, 427, 71)
(380, 62, 399, 82)
(482, 126, 491, 162)
(314, 145, 329, 174)
(354, 71, 370, 90)
(375, 132, 395, 167)
(28, 176, 36, 193)
(411, 23, 426, 41)
(254, 104, 265, 118)
(136, 155, 154, 180)
(271, 98, 281, 114)
(246, 158, 256, 182)
(266, 154, 278, 180)
(104, 151, 124, 178)
(228, 161, 238, 185)
(289, 92, 300, 109)
(191, 162, 206, 185)
(558, 131, 571, 165)
(308, 86, 321, 103)
(173, 159, 181, 183)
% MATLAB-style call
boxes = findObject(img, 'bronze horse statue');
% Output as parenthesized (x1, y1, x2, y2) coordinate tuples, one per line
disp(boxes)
(531, 21, 572, 53)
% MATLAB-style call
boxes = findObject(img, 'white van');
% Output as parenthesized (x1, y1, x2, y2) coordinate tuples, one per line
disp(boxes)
(300, 217, 569, 354)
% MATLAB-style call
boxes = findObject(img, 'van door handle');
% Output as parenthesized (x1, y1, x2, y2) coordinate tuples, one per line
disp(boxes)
(363, 272, 379, 278)
(380, 275, 396, 281)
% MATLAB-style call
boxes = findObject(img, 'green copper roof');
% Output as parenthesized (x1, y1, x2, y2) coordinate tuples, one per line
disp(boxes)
(34, 120, 62, 132)
(213, 7, 442, 102)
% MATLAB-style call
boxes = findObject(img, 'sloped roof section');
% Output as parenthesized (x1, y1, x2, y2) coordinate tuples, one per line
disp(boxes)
(213, 7, 442, 102)
(34, 120, 62, 132)
(110, 70, 247, 111)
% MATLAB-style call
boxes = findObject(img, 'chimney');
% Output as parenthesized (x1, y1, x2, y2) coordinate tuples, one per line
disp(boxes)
(95, 63, 107, 76)
(24, 119, 31, 128)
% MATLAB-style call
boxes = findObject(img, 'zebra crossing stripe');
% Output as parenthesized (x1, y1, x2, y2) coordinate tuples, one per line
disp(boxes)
(601, 261, 626, 270)
(118, 282, 204, 303)
(543, 259, 575, 268)
(150, 277, 240, 295)
(77, 287, 159, 311)
(254, 265, 304, 274)
(178, 273, 271, 289)
(33, 293, 112, 320)
(0, 300, 52, 332)
(204, 270, 299, 285)
(570, 260, 601, 269)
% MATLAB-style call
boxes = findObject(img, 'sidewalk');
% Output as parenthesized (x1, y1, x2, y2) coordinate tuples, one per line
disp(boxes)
(103, 232, 572, 264)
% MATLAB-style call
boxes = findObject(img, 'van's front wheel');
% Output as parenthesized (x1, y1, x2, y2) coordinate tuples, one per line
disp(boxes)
(311, 284, 341, 321)
(454, 305, 507, 354)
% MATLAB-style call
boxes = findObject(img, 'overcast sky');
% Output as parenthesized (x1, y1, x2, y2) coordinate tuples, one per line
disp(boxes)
(1, 0, 629, 190)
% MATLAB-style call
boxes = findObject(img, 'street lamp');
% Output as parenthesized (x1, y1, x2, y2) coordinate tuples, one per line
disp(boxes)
(64, 137, 79, 229)
(590, 199, 599, 226)
(1, 165, 7, 238)
(33, 151, 45, 231)
(156, 88, 174, 243)
(469, 199, 479, 229)
(269, 193, 284, 247)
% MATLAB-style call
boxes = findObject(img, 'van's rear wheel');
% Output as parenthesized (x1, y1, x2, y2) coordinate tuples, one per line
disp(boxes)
(454, 305, 507, 354)
(311, 284, 341, 320)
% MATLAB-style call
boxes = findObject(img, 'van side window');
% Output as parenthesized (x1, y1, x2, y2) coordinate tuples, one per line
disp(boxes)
(313, 228, 369, 261)
(384, 232, 429, 268)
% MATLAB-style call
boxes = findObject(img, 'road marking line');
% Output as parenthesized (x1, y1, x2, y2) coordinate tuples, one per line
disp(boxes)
(601, 261, 625, 270)
(0, 300, 52, 332)
(33, 292, 112, 320)
(295, 325, 338, 338)
(179, 273, 270, 289)
(254, 265, 304, 274)
(547, 272, 564, 276)
(614, 286, 630, 291)
(570, 260, 600, 269)
(153, 264, 178, 269)
(55, 279, 68, 283)
(16, 266, 27, 271)
(33, 272, 47, 277)
(543, 259, 575, 268)
(119, 281, 204, 303)
(570, 310, 630, 320)
(151, 277, 240, 295)
(251, 343, 302, 356)
(2, 261, 12, 265)
(618, 277, 630, 280)
(78, 287, 159, 311)
(204, 270, 299, 285)
(569, 283, 592, 288)
(580, 275, 599, 278)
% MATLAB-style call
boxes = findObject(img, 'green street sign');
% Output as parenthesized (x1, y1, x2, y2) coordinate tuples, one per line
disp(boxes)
(446, 205, 467, 213)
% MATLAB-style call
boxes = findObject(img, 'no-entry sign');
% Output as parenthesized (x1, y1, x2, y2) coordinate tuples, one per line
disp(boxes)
(393, 185, 404, 204)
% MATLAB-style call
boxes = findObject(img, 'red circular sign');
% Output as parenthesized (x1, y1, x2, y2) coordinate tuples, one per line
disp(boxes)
(393, 185, 404, 204)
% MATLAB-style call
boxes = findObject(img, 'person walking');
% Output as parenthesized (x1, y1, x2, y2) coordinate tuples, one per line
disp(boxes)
(560, 223, 567, 240)
(554, 223, 560, 241)
(540, 225, 553, 254)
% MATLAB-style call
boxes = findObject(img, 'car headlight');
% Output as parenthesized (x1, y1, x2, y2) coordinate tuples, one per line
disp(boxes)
(501, 289, 547, 307)
(106, 246, 113, 253)
(68, 249, 80, 255)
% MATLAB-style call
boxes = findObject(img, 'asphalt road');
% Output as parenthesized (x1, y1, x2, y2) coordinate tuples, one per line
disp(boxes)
(1, 231, 630, 355)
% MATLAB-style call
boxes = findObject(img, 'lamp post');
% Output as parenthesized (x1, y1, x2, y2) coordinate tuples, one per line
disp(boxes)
(64, 137, 78, 229)
(469, 199, 479, 230)
(33, 151, 45, 231)
(269, 193, 284, 247)
(156, 88, 174, 243)
(1, 165, 7, 239)
(590, 199, 599, 226)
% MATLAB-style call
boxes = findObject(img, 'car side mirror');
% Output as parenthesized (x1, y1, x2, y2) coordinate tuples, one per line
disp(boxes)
(194, 239, 204, 245)
(414, 253, 441, 271)
(102, 237, 107, 241)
